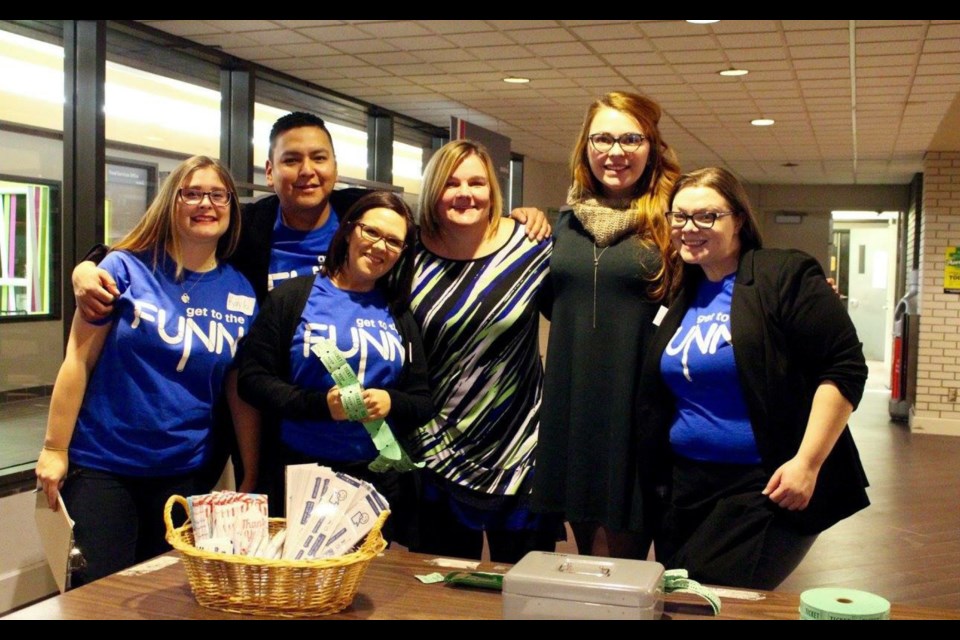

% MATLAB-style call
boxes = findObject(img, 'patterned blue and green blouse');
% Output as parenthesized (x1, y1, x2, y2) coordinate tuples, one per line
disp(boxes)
(409, 222, 552, 496)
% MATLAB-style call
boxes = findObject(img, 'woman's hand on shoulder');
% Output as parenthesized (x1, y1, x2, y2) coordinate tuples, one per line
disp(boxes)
(36, 449, 69, 511)
(762, 456, 820, 511)
(510, 207, 552, 241)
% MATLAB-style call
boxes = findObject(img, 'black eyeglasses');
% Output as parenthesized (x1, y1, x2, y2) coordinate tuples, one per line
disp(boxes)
(588, 132, 646, 153)
(354, 222, 406, 253)
(667, 211, 735, 229)
(178, 188, 231, 206)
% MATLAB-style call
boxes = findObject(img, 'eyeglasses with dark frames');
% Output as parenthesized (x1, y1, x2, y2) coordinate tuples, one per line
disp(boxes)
(666, 211, 735, 229)
(178, 188, 232, 206)
(588, 132, 647, 153)
(354, 222, 406, 253)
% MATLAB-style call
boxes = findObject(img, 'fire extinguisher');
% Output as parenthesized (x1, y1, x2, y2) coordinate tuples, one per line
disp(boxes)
(890, 300, 907, 402)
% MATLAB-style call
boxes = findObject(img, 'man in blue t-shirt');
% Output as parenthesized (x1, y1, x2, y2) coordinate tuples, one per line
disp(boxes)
(74, 112, 360, 309)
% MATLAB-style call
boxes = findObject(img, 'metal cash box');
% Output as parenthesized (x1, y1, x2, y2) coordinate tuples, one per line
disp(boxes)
(502, 551, 664, 620)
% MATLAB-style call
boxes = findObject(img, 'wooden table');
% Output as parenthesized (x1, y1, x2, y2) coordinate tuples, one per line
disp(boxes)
(6, 548, 959, 620)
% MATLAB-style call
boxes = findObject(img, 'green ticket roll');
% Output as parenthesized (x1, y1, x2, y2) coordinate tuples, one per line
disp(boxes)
(799, 588, 891, 620)
(311, 338, 424, 473)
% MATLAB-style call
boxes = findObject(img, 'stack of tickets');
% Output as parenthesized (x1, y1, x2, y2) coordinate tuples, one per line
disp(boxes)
(188, 491, 270, 557)
(282, 464, 390, 561)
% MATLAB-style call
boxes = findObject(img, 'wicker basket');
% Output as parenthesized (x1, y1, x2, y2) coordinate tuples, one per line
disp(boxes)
(163, 494, 388, 617)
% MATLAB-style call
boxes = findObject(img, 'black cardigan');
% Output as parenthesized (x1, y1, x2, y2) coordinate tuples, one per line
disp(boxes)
(636, 248, 870, 534)
(236, 274, 435, 441)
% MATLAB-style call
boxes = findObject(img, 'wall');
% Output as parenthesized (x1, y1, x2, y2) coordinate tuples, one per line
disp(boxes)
(0, 490, 58, 614)
(521, 157, 569, 214)
(912, 151, 960, 435)
(749, 182, 912, 271)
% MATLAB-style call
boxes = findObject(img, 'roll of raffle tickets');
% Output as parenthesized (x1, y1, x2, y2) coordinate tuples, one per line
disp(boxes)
(799, 588, 891, 620)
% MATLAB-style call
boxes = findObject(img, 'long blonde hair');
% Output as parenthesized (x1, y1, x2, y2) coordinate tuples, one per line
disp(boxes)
(418, 139, 503, 241)
(570, 92, 681, 301)
(113, 155, 242, 279)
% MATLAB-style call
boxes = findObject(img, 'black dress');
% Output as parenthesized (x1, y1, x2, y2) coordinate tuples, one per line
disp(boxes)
(532, 210, 662, 532)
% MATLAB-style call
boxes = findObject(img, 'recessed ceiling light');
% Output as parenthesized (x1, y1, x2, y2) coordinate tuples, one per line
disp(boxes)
(751, 118, 775, 126)
(686, 20, 719, 24)
(503, 76, 530, 84)
(719, 68, 749, 77)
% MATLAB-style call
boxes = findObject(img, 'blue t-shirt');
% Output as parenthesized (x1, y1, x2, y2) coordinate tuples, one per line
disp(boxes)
(282, 275, 405, 461)
(660, 273, 761, 464)
(267, 203, 339, 291)
(69, 251, 258, 476)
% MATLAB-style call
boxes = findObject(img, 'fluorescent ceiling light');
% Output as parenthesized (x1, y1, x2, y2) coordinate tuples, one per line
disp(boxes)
(503, 77, 530, 84)
(720, 68, 749, 77)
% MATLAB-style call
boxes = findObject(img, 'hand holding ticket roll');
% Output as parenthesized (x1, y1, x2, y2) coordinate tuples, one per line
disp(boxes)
(310, 337, 423, 473)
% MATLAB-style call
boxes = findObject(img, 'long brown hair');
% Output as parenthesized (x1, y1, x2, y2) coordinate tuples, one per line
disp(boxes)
(569, 92, 681, 301)
(113, 155, 242, 279)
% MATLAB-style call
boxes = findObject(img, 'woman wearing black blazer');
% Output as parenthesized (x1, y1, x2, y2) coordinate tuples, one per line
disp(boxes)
(636, 167, 869, 589)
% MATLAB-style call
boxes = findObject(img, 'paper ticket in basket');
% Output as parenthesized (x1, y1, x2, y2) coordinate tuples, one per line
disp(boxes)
(320, 483, 389, 557)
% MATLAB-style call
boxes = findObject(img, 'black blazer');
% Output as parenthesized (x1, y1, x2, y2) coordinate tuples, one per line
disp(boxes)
(636, 248, 870, 534)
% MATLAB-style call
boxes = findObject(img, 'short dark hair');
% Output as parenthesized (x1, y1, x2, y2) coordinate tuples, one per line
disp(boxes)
(268, 111, 334, 159)
(323, 191, 417, 314)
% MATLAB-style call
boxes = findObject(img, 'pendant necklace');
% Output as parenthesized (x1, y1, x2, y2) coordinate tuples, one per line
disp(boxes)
(180, 271, 208, 304)
(592, 243, 610, 329)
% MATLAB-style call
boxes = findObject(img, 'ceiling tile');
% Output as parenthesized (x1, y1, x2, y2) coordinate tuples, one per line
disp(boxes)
(200, 20, 279, 33)
(417, 20, 497, 35)
(527, 42, 593, 57)
(588, 39, 655, 55)
(131, 19, 951, 183)
(355, 21, 432, 38)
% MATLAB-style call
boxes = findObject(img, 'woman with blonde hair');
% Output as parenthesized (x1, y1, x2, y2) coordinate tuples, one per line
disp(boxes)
(36, 155, 259, 586)
(532, 91, 681, 559)
(407, 139, 558, 562)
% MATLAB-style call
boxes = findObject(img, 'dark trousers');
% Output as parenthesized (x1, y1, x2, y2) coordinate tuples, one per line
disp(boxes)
(60, 466, 198, 588)
(660, 456, 817, 590)
(410, 491, 560, 564)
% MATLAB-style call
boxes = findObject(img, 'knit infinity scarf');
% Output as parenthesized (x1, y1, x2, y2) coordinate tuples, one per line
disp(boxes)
(567, 187, 640, 247)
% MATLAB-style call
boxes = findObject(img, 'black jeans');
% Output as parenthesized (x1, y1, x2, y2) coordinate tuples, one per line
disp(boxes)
(60, 466, 198, 588)
(660, 456, 817, 590)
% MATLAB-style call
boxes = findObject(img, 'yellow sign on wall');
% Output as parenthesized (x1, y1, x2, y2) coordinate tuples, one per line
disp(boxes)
(946, 247, 960, 294)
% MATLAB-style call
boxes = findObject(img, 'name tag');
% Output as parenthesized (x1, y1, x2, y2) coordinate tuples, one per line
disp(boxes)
(227, 293, 256, 316)
(653, 305, 669, 327)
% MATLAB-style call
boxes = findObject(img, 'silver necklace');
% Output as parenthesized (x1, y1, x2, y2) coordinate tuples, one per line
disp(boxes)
(592, 243, 610, 329)
(180, 271, 208, 304)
